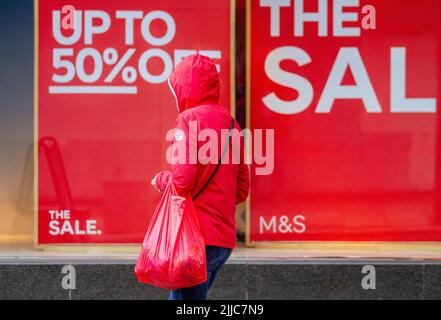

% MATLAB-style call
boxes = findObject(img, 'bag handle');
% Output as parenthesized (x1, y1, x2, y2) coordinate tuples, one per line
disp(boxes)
(193, 117, 235, 200)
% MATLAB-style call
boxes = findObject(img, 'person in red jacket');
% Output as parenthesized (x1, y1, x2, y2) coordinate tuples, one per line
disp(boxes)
(152, 54, 250, 300)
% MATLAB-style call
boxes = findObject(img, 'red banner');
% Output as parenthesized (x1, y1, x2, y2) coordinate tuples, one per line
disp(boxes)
(37, 0, 233, 244)
(248, 0, 441, 242)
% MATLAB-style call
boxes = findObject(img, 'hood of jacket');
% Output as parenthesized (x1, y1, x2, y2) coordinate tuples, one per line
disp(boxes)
(168, 54, 220, 113)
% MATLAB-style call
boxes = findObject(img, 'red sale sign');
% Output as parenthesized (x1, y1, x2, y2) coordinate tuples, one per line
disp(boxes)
(247, 0, 441, 243)
(36, 0, 234, 245)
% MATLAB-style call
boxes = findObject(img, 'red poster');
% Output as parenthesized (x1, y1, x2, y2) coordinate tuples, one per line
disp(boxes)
(248, 0, 441, 243)
(36, 0, 234, 244)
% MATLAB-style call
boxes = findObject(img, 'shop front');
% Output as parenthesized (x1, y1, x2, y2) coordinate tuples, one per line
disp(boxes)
(0, 0, 440, 300)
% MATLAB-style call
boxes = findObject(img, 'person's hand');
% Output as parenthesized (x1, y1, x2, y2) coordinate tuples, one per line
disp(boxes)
(151, 171, 172, 192)
(151, 175, 160, 192)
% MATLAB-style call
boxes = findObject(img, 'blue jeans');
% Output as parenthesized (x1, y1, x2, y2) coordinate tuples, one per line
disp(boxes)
(168, 245, 232, 300)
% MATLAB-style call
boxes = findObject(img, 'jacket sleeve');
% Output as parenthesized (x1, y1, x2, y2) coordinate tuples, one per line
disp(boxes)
(168, 114, 198, 196)
(236, 161, 250, 204)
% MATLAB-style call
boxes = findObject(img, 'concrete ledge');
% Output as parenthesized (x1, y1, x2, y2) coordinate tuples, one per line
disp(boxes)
(1, 260, 440, 300)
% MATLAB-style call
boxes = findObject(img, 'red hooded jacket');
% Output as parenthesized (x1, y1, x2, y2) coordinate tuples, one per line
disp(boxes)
(154, 54, 250, 249)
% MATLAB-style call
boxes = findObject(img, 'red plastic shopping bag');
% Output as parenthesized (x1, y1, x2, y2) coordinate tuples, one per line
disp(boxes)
(135, 180, 207, 289)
